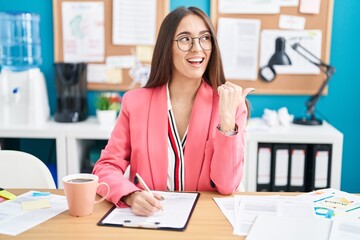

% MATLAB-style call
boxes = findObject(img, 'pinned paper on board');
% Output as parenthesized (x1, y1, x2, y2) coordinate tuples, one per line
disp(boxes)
(260, 29, 322, 75)
(217, 18, 261, 80)
(300, 0, 321, 14)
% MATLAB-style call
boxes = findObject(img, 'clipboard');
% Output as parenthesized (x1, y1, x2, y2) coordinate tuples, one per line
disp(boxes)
(97, 191, 200, 231)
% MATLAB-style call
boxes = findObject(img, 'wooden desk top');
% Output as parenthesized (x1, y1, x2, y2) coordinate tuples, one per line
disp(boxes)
(0, 190, 298, 240)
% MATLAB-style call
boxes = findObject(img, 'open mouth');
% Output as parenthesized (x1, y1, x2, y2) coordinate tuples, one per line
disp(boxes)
(187, 57, 205, 65)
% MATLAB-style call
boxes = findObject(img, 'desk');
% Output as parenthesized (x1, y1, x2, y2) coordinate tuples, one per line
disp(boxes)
(0, 190, 296, 240)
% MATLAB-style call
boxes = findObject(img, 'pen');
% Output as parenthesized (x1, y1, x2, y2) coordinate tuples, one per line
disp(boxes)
(135, 173, 164, 201)
(135, 173, 152, 192)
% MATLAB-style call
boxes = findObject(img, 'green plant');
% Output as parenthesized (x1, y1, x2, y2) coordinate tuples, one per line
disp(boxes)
(96, 92, 122, 112)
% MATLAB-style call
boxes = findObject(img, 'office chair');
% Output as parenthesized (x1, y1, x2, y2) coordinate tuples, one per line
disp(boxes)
(0, 150, 56, 189)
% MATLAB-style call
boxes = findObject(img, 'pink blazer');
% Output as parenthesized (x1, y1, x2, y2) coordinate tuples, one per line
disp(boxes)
(93, 81, 247, 206)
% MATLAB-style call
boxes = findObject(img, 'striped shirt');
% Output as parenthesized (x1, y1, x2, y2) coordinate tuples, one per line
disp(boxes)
(167, 84, 187, 191)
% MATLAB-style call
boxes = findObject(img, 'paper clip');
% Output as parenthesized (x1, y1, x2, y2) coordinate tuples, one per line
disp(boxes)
(123, 220, 161, 228)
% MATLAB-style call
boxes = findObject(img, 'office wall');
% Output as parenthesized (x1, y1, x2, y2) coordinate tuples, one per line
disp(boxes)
(0, 0, 359, 192)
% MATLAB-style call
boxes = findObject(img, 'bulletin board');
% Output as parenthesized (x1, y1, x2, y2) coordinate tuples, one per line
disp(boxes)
(210, 0, 334, 95)
(53, 0, 169, 91)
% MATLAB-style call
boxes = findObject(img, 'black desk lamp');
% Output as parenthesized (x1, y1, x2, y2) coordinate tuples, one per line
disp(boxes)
(259, 37, 335, 126)
(259, 37, 292, 82)
(290, 42, 335, 125)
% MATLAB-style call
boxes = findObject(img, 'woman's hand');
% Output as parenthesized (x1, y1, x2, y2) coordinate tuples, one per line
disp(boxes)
(217, 81, 254, 132)
(122, 191, 163, 216)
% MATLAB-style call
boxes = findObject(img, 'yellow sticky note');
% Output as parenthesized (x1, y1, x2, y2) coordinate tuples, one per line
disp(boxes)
(136, 46, 154, 63)
(21, 199, 51, 211)
(106, 67, 123, 84)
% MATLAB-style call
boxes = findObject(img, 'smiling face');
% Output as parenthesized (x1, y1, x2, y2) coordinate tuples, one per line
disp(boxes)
(171, 14, 212, 83)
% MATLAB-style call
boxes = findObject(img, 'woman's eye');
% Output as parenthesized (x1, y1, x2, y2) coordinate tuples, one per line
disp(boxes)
(179, 36, 191, 42)
(201, 35, 210, 41)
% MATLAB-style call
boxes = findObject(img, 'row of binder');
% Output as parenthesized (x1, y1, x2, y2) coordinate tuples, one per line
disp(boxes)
(256, 143, 332, 192)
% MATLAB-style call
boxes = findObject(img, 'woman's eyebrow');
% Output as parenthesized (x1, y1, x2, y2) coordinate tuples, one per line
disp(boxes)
(175, 30, 210, 38)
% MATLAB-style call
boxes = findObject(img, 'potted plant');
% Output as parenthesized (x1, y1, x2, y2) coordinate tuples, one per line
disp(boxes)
(95, 92, 121, 127)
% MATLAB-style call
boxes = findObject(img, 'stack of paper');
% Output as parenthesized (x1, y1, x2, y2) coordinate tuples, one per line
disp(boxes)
(213, 188, 360, 238)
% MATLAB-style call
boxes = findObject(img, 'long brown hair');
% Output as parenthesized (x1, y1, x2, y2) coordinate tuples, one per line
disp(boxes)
(144, 6, 225, 92)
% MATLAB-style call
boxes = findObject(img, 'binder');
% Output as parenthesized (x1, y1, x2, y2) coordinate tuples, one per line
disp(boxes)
(288, 144, 307, 192)
(308, 144, 332, 190)
(256, 143, 272, 191)
(271, 144, 290, 192)
(98, 191, 200, 231)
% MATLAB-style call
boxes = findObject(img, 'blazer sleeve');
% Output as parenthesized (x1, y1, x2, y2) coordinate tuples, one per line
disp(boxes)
(92, 93, 140, 206)
(210, 101, 248, 194)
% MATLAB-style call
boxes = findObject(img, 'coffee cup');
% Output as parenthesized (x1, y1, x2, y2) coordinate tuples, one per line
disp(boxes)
(63, 173, 110, 217)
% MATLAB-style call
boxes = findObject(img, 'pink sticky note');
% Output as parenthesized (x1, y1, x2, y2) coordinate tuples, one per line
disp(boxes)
(300, 0, 321, 14)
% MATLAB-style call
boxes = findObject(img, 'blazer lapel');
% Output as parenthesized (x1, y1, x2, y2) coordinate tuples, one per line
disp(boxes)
(184, 81, 213, 190)
(147, 85, 168, 190)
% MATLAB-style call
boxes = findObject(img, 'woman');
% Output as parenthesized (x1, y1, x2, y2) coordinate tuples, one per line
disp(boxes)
(93, 6, 254, 216)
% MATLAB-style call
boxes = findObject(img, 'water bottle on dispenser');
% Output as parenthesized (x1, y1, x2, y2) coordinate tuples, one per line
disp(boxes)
(0, 12, 50, 125)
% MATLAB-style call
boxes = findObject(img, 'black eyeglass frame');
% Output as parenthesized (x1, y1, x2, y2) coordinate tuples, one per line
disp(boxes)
(173, 34, 214, 52)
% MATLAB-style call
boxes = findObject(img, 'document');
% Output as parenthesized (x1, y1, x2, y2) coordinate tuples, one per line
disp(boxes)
(112, 0, 156, 45)
(62, 2, 105, 62)
(0, 191, 68, 236)
(98, 192, 199, 231)
(217, 18, 261, 80)
(260, 29, 322, 74)
(246, 215, 332, 240)
(218, 0, 280, 14)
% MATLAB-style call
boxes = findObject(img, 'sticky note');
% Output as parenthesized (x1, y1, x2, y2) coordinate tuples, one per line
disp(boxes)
(21, 199, 51, 211)
(136, 46, 154, 63)
(106, 67, 123, 84)
(299, 0, 321, 14)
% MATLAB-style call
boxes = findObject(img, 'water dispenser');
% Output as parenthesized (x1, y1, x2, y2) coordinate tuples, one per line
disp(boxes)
(0, 12, 49, 125)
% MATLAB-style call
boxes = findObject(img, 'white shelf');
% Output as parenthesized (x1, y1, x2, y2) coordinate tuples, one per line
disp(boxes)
(243, 118, 343, 192)
(0, 117, 343, 191)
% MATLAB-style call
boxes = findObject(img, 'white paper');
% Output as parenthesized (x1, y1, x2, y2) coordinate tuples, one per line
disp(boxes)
(329, 217, 360, 240)
(87, 64, 107, 83)
(300, 0, 321, 14)
(298, 188, 360, 219)
(260, 29, 322, 74)
(233, 195, 315, 236)
(101, 192, 198, 229)
(280, 0, 299, 6)
(279, 15, 306, 30)
(218, 0, 280, 14)
(217, 18, 261, 80)
(112, 0, 156, 45)
(62, 2, 105, 62)
(0, 191, 68, 236)
(246, 215, 332, 240)
(213, 197, 235, 227)
(106, 55, 137, 68)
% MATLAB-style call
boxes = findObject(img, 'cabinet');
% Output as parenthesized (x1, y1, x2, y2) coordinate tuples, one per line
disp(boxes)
(0, 117, 343, 190)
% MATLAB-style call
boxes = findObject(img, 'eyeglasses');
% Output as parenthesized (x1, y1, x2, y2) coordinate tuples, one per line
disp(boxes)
(174, 34, 213, 52)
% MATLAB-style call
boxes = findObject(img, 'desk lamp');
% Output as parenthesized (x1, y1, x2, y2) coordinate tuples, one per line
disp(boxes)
(290, 42, 335, 125)
(259, 37, 292, 82)
(259, 37, 335, 126)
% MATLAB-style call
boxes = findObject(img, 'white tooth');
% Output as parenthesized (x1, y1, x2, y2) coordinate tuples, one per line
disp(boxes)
(188, 58, 202, 62)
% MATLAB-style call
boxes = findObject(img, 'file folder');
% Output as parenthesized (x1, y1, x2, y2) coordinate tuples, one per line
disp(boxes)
(308, 144, 332, 190)
(271, 144, 290, 192)
(256, 143, 272, 191)
(289, 144, 307, 192)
